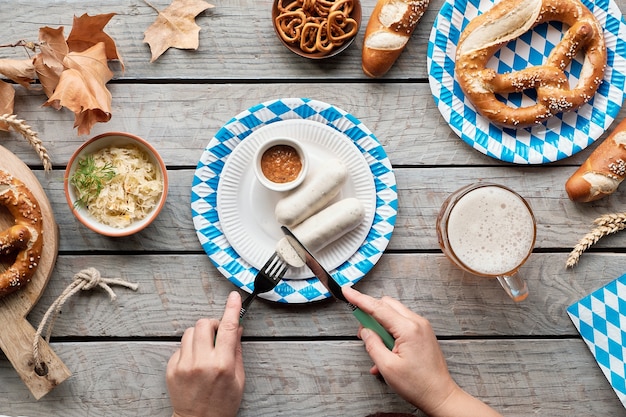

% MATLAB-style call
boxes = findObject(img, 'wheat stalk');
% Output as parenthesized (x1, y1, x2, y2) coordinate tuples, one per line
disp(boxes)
(0, 113, 52, 171)
(566, 212, 626, 268)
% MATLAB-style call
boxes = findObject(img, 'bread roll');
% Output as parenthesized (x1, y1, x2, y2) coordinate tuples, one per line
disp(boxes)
(361, 0, 430, 78)
(566, 118, 626, 202)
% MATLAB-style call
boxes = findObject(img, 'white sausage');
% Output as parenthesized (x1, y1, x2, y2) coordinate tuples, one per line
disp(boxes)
(274, 159, 347, 228)
(276, 197, 365, 267)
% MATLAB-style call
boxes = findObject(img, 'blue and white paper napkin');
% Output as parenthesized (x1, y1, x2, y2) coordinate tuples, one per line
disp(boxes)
(568, 274, 626, 407)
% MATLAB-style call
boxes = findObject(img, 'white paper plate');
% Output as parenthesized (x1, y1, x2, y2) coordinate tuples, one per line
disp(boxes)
(216, 119, 376, 279)
(191, 98, 398, 304)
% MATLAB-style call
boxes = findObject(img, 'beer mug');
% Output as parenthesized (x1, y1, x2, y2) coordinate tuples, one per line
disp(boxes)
(436, 183, 536, 302)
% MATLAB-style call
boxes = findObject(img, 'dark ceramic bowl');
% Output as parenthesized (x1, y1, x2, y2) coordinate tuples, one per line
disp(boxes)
(272, 0, 362, 59)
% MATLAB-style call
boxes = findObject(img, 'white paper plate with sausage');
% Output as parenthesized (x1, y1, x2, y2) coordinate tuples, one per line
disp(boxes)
(191, 98, 398, 303)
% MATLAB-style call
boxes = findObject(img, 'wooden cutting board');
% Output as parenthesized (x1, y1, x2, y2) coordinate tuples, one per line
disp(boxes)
(0, 145, 71, 399)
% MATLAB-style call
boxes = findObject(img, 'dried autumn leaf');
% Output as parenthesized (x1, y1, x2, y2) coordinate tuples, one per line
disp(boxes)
(66, 13, 124, 69)
(143, 0, 214, 62)
(0, 59, 36, 88)
(37, 26, 68, 71)
(43, 42, 113, 136)
(34, 26, 69, 100)
(0, 81, 15, 131)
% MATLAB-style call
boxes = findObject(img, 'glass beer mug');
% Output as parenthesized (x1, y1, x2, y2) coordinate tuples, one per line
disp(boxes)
(436, 183, 536, 302)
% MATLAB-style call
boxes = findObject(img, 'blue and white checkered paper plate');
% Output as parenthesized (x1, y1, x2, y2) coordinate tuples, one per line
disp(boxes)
(568, 273, 626, 408)
(427, 0, 626, 164)
(191, 98, 398, 304)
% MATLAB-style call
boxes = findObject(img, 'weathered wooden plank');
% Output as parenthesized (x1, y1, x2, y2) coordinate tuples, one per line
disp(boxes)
(4, 83, 624, 168)
(4, 83, 456, 166)
(18, 252, 623, 338)
(0, 339, 622, 417)
(4, 0, 625, 81)
(31, 167, 626, 253)
(5, 0, 624, 82)
(2, 0, 441, 81)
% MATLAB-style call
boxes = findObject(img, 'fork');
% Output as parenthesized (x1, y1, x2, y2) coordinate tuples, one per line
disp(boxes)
(239, 252, 287, 320)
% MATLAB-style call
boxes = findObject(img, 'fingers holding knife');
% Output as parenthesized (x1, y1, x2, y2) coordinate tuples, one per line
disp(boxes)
(343, 285, 422, 350)
(349, 285, 416, 319)
(343, 286, 402, 331)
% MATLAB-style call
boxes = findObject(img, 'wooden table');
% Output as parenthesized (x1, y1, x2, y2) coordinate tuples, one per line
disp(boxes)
(2, 0, 626, 415)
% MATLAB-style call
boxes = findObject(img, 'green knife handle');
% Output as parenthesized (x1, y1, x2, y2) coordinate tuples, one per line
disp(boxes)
(352, 307, 395, 350)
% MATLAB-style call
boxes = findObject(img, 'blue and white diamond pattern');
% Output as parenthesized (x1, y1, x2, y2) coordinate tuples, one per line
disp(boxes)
(568, 274, 626, 408)
(427, 0, 626, 164)
(191, 98, 398, 303)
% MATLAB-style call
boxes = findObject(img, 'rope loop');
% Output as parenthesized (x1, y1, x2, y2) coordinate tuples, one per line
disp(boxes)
(32, 268, 138, 373)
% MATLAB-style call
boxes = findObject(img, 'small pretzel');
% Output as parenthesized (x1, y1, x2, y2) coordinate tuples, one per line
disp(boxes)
(275, 10, 307, 43)
(328, 10, 358, 43)
(0, 170, 43, 297)
(300, 22, 323, 53)
(330, 0, 354, 14)
(455, 0, 607, 128)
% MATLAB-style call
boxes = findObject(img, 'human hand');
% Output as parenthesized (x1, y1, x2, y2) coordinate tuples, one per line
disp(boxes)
(166, 291, 245, 417)
(343, 286, 502, 417)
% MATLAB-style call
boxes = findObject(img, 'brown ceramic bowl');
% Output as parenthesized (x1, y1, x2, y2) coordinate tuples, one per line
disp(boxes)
(64, 132, 168, 237)
(272, 0, 362, 59)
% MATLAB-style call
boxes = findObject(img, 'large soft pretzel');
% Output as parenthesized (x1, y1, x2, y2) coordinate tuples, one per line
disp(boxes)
(455, 0, 607, 128)
(0, 170, 43, 297)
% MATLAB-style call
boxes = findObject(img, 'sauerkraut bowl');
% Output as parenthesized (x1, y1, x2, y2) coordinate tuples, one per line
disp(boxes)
(64, 132, 168, 237)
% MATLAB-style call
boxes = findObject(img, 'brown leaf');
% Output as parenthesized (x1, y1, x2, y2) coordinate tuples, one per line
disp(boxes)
(0, 59, 36, 88)
(0, 80, 15, 131)
(37, 26, 68, 71)
(34, 26, 69, 99)
(143, 0, 214, 62)
(66, 13, 124, 69)
(43, 42, 113, 136)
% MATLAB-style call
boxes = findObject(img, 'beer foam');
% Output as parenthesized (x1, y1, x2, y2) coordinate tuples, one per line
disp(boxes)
(447, 186, 535, 276)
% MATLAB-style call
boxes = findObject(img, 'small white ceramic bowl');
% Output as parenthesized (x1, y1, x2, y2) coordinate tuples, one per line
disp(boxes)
(64, 132, 168, 237)
(254, 137, 308, 192)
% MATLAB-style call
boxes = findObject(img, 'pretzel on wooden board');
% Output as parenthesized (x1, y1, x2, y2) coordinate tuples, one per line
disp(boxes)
(566, 118, 626, 202)
(0, 169, 43, 297)
(454, 0, 606, 128)
(361, 0, 430, 78)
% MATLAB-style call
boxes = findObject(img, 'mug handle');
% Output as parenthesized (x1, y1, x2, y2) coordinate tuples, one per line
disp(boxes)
(496, 274, 529, 302)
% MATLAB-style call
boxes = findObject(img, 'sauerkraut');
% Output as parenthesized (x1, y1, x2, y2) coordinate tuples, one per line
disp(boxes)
(72, 145, 164, 228)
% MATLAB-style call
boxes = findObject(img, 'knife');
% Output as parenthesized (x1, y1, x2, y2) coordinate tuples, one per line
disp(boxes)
(281, 226, 395, 350)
